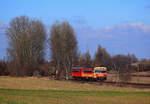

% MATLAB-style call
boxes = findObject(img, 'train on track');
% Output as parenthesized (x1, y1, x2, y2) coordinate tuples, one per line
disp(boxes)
(72, 66, 107, 81)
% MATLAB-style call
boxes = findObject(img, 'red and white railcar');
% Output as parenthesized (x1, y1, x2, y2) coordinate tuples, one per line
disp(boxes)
(72, 66, 107, 80)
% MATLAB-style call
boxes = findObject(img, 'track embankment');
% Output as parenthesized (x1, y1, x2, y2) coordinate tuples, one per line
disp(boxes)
(70, 79, 150, 89)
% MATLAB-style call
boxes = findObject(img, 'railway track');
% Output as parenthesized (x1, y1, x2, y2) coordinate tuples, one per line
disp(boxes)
(70, 79, 150, 88)
(104, 81, 150, 88)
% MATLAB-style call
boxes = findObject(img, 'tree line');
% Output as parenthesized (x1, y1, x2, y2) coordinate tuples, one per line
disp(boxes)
(0, 16, 150, 81)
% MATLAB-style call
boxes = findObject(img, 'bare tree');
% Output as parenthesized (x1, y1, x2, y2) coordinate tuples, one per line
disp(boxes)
(0, 60, 7, 75)
(6, 16, 46, 76)
(78, 51, 92, 67)
(112, 54, 133, 83)
(94, 45, 111, 69)
(49, 21, 78, 80)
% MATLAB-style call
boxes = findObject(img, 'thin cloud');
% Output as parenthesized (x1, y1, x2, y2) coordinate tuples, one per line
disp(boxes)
(113, 22, 150, 33)
(75, 22, 150, 39)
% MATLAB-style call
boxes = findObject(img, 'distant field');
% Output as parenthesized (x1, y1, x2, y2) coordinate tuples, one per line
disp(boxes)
(0, 76, 150, 104)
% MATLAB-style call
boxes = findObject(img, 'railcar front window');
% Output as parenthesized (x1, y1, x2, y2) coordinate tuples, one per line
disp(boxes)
(95, 70, 106, 73)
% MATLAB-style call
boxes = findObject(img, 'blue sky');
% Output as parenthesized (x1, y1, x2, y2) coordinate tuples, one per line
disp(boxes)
(0, 0, 150, 59)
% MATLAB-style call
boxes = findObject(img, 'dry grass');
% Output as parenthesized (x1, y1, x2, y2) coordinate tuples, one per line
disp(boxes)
(0, 76, 150, 92)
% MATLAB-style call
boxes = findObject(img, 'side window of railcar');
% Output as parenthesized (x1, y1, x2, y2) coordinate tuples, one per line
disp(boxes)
(72, 69, 80, 73)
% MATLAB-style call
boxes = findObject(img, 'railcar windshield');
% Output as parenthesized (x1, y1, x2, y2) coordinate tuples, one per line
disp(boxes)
(95, 69, 106, 73)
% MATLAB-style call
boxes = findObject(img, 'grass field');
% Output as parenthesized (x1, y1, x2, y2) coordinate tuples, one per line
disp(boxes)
(0, 76, 150, 104)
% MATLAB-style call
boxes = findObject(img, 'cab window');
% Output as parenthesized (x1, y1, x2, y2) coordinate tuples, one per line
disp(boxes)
(95, 70, 106, 73)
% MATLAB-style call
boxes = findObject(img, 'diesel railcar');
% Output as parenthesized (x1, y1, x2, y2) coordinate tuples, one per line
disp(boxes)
(72, 66, 107, 80)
